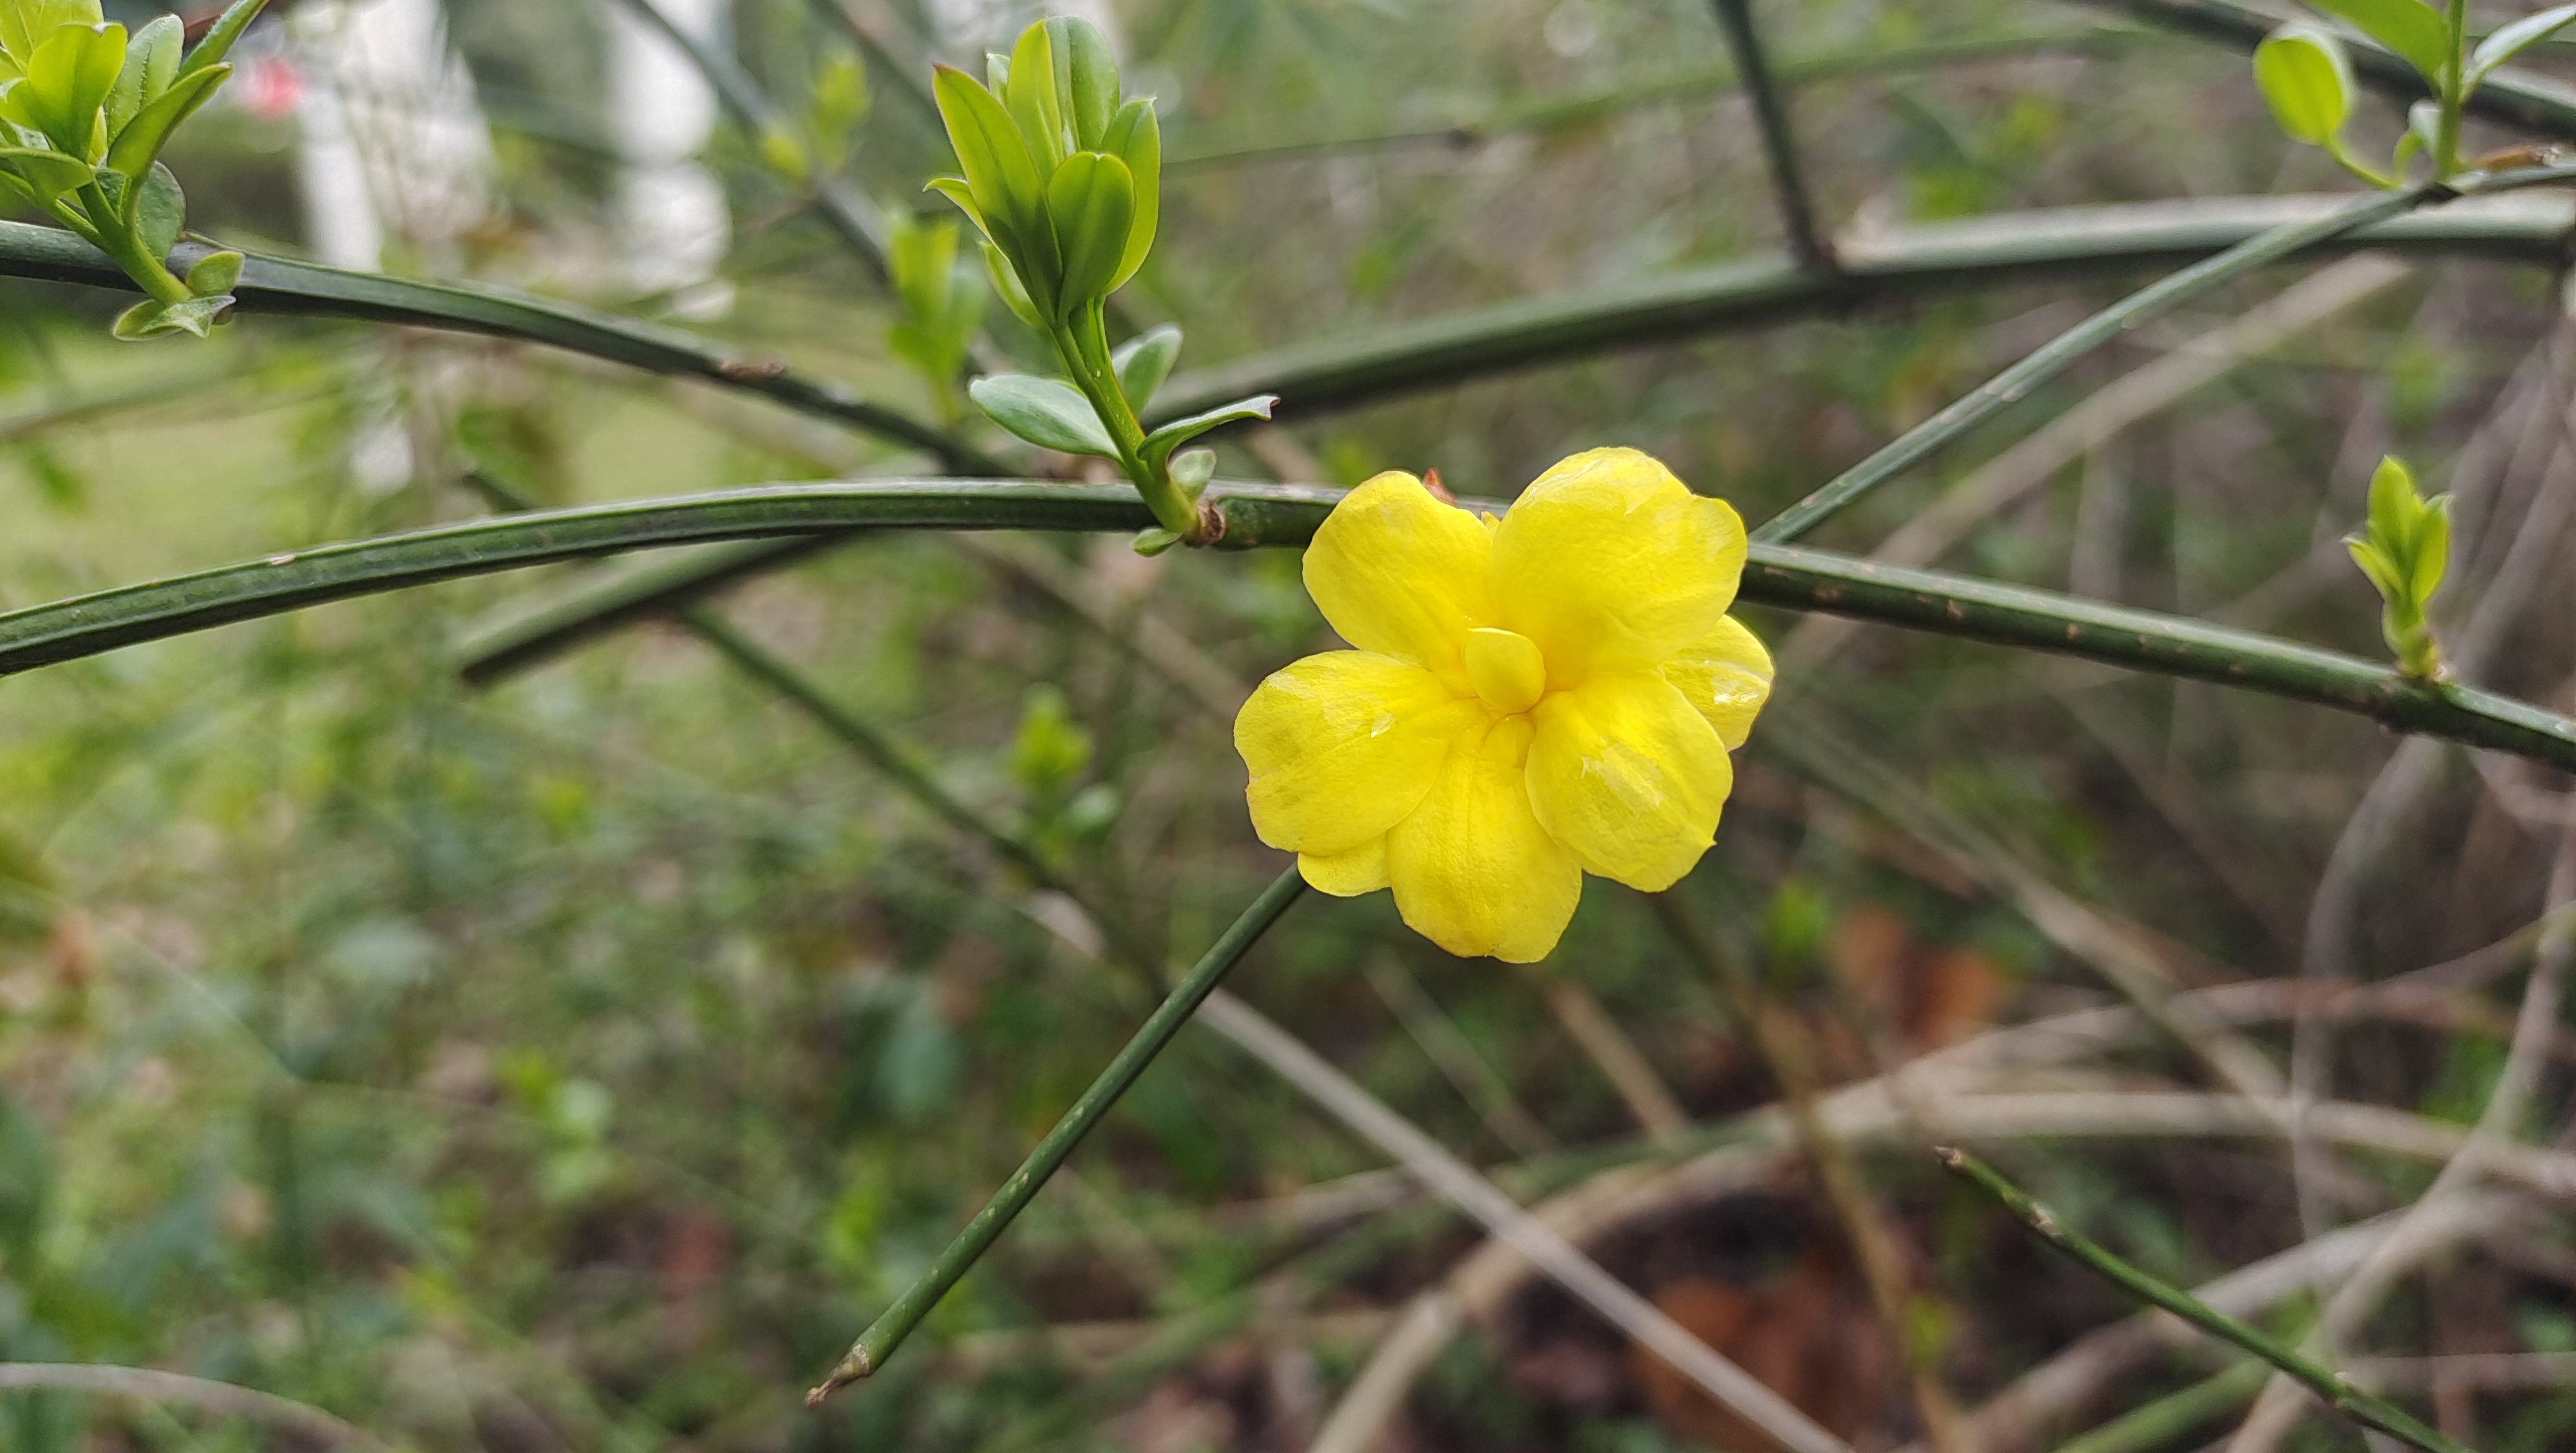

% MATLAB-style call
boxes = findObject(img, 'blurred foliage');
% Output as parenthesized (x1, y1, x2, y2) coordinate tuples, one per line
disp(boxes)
(0, 0, 2573, 1450)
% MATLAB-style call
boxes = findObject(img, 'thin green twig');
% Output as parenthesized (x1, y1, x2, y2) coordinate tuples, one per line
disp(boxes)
(1753, 180, 2451, 542)
(2079, 0, 2576, 144)
(1935, 1147, 2478, 1453)
(1707, 0, 1838, 274)
(0, 220, 999, 473)
(0, 480, 2567, 768)
(805, 866, 1309, 1400)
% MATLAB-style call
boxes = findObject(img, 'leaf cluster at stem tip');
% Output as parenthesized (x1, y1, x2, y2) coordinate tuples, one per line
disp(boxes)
(0, 0, 267, 339)
(2253, 0, 2576, 187)
(2346, 454, 2451, 680)
(927, 17, 1274, 550)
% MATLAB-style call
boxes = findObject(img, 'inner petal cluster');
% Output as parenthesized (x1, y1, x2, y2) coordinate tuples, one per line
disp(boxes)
(1236, 448, 1774, 963)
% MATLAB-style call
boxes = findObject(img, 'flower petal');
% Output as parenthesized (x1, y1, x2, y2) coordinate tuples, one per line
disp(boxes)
(1490, 447, 1747, 683)
(1305, 470, 1494, 681)
(1660, 615, 1774, 750)
(1386, 717, 1582, 963)
(1237, 651, 1485, 857)
(1527, 671, 1732, 892)
(1300, 838, 1390, 896)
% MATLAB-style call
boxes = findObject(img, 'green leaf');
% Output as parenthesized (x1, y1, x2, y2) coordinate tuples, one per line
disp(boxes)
(185, 248, 240, 298)
(980, 238, 1042, 328)
(102, 62, 219, 184)
(969, 373, 1117, 456)
(1045, 149, 1133, 312)
(16, 19, 124, 158)
(176, 0, 267, 79)
(2407, 496, 2450, 603)
(930, 62, 1057, 310)
(1003, 20, 1065, 174)
(0, 140, 87, 199)
(1099, 98, 1159, 291)
(1167, 446, 1216, 501)
(1048, 15, 1119, 150)
(1112, 323, 1181, 406)
(103, 12, 176, 140)
(2471, 3, 2576, 86)
(111, 292, 228, 340)
(924, 175, 988, 237)
(2254, 26, 2352, 146)
(2304, 0, 2452, 80)
(0, 0, 98, 68)
(1139, 393, 1276, 473)
(133, 158, 181, 257)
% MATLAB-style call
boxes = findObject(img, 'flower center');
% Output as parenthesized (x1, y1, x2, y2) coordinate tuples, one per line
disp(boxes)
(1463, 627, 1548, 715)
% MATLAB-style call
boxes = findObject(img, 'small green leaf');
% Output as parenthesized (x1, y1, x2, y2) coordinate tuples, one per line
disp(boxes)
(0, 1, 99, 69)
(1131, 526, 1182, 556)
(2255, 26, 2352, 146)
(0, 141, 88, 199)
(1167, 446, 1216, 501)
(1045, 149, 1133, 312)
(103, 12, 175, 138)
(2304, 0, 2452, 81)
(1112, 323, 1181, 406)
(176, 0, 267, 79)
(931, 62, 1056, 310)
(1003, 20, 1065, 174)
(1140, 394, 1276, 473)
(969, 372, 1116, 456)
(2471, 3, 2576, 86)
(1048, 15, 1119, 149)
(185, 248, 240, 298)
(980, 238, 1042, 328)
(133, 158, 181, 257)
(111, 292, 228, 340)
(101, 53, 217, 180)
(924, 175, 988, 236)
(17, 19, 124, 158)
(1099, 97, 1159, 291)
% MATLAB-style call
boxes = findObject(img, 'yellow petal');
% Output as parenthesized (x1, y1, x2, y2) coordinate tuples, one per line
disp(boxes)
(1660, 615, 1774, 750)
(1300, 838, 1390, 896)
(1237, 651, 1485, 857)
(1527, 671, 1732, 892)
(1304, 470, 1494, 682)
(1385, 717, 1582, 963)
(1490, 448, 1748, 684)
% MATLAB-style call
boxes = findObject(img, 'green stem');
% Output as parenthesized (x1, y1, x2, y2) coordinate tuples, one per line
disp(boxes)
(2078, 0, 2576, 144)
(804, 866, 1308, 1401)
(1052, 306, 1198, 538)
(1706, 0, 1837, 274)
(0, 480, 2568, 768)
(1937, 1148, 2478, 1453)
(2050, 1362, 2269, 1453)
(75, 184, 189, 305)
(678, 607, 1065, 888)
(1754, 180, 2447, 543)
(0, 220, 999, 471)
(1142, 184, 2576, 426)
(2438, 0, 2470, 176)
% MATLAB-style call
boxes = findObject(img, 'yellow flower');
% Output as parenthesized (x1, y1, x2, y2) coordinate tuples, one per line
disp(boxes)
(1235, 448, 1774, 962)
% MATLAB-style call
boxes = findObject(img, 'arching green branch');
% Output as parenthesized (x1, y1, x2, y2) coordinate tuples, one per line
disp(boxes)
(0, 480, 2565, 770)
(2079, 0, 2576, 144)
(0, 220, 1003, 474)
(1145, 191, 2576, 423)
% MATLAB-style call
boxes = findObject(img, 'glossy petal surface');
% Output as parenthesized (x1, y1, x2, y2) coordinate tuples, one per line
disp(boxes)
(1386, 718, 1580, 963)
(1237, 651, 1482, 858)
(1491, 447, 1747, 684)
(1660, 616, 1774, 750)
(1528, 671, 1732, 891)
(1300, 838, 1390, 897)
(1304, 471, 1493, 683)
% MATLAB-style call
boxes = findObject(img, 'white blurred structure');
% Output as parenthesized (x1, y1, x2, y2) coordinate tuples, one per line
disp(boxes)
(606, 0, 734, 303)
(289, 0, 497, 272)
(925, 0, 1122, 59)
